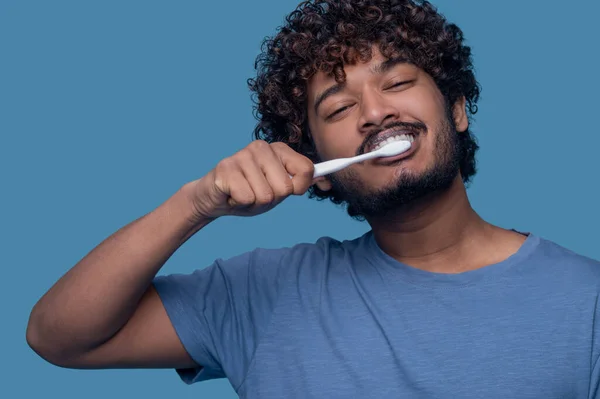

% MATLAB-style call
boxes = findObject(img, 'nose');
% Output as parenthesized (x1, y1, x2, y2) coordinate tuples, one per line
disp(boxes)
(357, 88, 398, 133)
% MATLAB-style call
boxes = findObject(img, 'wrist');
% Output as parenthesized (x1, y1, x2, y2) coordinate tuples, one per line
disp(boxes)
(177, 180, 216, 226)
(152, 184, 213, 245)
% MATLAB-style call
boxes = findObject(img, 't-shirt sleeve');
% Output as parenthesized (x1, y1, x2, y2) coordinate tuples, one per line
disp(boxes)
(152, 247, 288, 387)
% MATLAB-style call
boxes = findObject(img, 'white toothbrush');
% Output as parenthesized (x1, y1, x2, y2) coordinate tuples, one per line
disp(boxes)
(312, 140, 412, 178)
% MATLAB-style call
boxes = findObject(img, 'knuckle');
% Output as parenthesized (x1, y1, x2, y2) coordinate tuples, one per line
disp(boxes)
(215, 158, 240, 180)
(285, 178, 296, 193)
(274, 181, 294, 198)
(250, 140, 270, 151)
(235, 148, 252, 162)
(256, 190, 274, 204)
(216, 157, 237, 174)
(292, 158, 315, 183)
(235, 192, 255, 206)
(271, 141, 290, 152)
(217, 157, 232, 170)
(302, 157, 315, 174)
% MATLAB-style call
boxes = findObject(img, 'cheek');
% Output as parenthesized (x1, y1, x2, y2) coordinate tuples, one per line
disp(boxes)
(403, 88, 446, 125)
(311, 126, 362, 161)
(403, 90, 447, 148)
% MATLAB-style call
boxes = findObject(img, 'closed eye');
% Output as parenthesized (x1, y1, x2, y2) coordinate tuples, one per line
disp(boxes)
(326, 105, 352, 120)
(386, 79, 413, 90)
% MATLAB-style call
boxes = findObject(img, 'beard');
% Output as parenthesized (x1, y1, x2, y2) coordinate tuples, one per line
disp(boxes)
(328, 109, 461, 220)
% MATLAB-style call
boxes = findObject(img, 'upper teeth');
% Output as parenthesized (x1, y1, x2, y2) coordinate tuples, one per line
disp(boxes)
(372, 134, 414, 151)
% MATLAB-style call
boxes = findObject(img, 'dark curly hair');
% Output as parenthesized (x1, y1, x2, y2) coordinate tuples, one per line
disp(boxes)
(248, 0, 481, 204)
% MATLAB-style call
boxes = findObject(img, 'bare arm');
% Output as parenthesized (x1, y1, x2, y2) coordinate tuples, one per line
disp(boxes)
(26, 184, 209, 368)
(26, 141, 314, 369)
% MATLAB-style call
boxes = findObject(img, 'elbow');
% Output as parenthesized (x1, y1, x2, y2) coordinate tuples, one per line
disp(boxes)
(26, 310, 74, 368)
(26, 315, 57, 366)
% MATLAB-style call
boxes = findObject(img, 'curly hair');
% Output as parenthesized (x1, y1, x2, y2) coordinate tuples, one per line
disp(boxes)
(248, 0, 481, 204)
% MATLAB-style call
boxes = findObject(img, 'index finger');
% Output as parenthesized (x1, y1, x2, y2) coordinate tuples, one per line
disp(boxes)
(270, 142, 316, 194)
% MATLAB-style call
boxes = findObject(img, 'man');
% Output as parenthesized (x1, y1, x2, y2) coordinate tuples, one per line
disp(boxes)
(26, 0, 600, 398)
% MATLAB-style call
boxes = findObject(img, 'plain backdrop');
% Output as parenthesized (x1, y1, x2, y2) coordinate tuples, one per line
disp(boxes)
(1, 0, 599, 398)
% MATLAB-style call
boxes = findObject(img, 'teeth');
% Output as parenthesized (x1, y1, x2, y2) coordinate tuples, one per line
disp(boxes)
(372, 134, 414, 151)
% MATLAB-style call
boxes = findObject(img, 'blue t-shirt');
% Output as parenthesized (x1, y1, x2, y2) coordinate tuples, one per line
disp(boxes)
(153, 232, 600, 398)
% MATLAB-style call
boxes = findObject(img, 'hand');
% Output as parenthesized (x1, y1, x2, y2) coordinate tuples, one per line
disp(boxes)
(185, 140, 316, 220)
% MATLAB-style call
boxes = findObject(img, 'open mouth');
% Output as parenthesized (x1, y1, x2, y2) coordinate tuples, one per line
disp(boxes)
(365, 131, 417, 154)
(373, 141, 417, 165)
(370, 133, 415, 152)
(360, 129, 421, 166)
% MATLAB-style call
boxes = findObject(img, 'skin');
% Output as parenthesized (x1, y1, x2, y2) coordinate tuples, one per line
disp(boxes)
(26, 46, 525, 371)
(308, 47, 526, 273)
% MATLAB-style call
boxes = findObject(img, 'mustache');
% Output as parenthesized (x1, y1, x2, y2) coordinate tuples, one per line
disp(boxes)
(357, 121, 427, 156)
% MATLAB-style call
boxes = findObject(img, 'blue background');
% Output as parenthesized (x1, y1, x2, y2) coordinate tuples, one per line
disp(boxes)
(1, 0, 599, 397)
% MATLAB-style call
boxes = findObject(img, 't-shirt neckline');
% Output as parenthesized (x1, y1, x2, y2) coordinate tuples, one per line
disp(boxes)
(364, 230, 541, 288)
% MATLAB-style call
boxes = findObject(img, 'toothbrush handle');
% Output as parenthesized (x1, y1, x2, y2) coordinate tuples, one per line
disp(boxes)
(313, 158, 353, 178)
(287, 153, 373, 179)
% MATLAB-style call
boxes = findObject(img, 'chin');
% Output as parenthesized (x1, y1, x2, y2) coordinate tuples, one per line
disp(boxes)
(365, 174, 410, 193)
(389, 163, 423, 181)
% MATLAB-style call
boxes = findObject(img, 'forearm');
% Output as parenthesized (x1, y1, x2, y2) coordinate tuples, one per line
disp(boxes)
(27, 185, 211, 358)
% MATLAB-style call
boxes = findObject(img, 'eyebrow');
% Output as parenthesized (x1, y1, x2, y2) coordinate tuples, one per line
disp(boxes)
(370, 56, 410, 75)
(314, 84, 344, 114)
(313, 57, 411, 114)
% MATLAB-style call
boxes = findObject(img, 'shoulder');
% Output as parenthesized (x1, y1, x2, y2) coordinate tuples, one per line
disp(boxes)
(528, 234, 600, 288)
(244, 233, 363, 267)
(534, 235, 600, 269)
(224, 233, 369, 279)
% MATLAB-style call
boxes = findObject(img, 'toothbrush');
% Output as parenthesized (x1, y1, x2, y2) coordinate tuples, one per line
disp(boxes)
(312, 140, 412, 178)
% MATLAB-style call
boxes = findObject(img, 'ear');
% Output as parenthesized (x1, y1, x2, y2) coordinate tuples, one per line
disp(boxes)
(452, 96, 469, 133)
(314, 176, 332, 192)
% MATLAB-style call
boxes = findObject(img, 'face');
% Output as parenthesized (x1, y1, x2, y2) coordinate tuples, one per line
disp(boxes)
(306, 47, 469, 219)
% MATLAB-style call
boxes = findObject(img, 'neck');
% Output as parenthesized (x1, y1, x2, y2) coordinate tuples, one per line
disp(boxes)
(367, 176, 495, 273)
